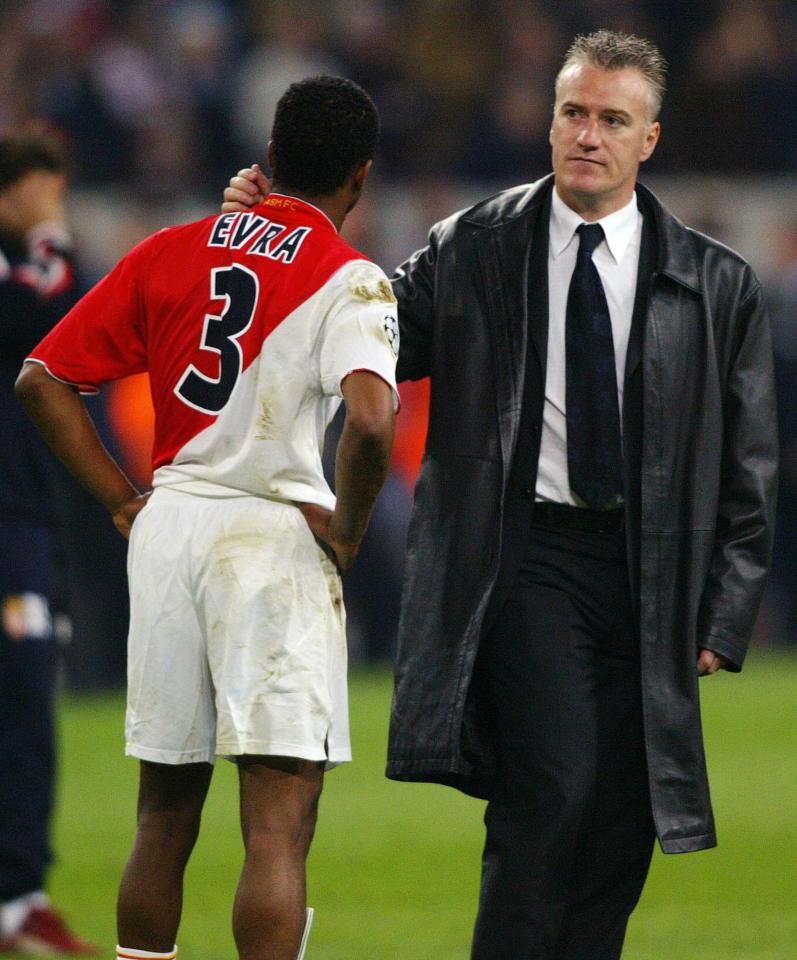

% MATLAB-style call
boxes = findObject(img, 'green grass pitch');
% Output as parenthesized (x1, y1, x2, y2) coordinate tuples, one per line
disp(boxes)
(47, 652, 797, 959)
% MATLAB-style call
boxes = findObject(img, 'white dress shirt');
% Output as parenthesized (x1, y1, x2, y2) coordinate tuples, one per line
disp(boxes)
(535, 188, 643, 505)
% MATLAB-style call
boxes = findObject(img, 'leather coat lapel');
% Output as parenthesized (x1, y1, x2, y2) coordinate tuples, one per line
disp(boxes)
(476, 217, 536, 468)
(624, 214, 655, 384)
(627, 184, 701, 387)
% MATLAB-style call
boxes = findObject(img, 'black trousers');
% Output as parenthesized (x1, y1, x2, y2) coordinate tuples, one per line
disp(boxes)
(0, 517, 58, 901)
(471, 508, 655, 960)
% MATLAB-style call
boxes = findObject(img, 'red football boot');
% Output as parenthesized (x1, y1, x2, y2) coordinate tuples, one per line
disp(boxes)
(0, 904, 100, 956)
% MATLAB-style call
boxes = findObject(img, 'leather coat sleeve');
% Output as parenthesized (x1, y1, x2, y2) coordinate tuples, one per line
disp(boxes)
(697, 279, 778, 670)
(392, 226, 440, 383)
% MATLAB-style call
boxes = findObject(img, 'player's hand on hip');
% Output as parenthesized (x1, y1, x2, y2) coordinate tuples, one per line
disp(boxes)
(324, 533, 359, 576)
(298, 502, 359, 576)
(222, 164, 270, 213)
(112, 491, 152, 540)
(697, 648, 726, 675)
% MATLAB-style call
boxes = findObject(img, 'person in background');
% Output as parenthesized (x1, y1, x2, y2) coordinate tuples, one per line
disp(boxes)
(0, 131, 98, 955)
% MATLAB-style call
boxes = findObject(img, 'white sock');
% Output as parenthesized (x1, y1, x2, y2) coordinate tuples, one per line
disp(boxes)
(116, 947, 177, 960)
(0, 891, 49, 936)
(297, 907, 314, 960)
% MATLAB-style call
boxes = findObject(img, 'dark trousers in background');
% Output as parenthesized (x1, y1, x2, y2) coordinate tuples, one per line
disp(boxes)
(471, 509, 655, 960)
(0, 518, 57, 901)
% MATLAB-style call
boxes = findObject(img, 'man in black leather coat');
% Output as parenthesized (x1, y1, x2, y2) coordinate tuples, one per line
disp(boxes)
(222, 31, 777, 960)
(386, 31, 776, 960)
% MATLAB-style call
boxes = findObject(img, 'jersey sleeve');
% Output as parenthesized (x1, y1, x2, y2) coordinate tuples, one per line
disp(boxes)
(319, 262, 400, 409)
(27, 234, 154, 393)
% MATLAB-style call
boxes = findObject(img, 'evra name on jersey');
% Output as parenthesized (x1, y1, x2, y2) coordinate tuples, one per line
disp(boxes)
(209, 212, 311, 264)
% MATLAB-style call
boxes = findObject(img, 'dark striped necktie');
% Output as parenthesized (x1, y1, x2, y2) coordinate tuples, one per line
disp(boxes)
(565, 222, 624, 510)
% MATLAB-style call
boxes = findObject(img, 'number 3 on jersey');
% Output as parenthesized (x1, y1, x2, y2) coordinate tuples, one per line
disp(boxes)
(175, 264, 259, 414)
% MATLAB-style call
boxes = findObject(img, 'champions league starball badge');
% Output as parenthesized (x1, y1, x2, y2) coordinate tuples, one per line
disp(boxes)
(382, 313, 400, 357)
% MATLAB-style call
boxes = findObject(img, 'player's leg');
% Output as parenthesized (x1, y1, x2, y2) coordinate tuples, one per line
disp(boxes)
(120, 490, 217, 954)
(117, 760, 213, 951)
(0, 518, 97, 954)
(0, 580, 57, 910)
(233, 756, 324, 960)
(196, 497, 348, 958)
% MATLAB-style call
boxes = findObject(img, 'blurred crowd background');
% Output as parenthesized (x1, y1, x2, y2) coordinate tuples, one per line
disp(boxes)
(3, 0, 796, 686)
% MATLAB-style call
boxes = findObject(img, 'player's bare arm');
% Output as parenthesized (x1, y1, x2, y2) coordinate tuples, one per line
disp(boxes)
(300, 370, 395, 575)
(15, 361, 147, 539)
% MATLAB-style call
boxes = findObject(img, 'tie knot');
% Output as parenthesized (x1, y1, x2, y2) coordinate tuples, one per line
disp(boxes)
(576, 222, 604, 257)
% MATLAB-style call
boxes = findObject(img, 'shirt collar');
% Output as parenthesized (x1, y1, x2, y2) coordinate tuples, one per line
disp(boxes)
(258, 193, 338, 233)
(549, 188, 640, 264)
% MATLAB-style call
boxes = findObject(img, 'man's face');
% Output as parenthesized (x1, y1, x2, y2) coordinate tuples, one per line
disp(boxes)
(549, 64, 660, 218)
(0, 170, 67, 237)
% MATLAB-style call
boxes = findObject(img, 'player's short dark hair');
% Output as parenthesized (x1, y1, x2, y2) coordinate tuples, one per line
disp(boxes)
(0, 129, 68, 193)
(270, 75, 379, 197)
(557, 30, 668, 121)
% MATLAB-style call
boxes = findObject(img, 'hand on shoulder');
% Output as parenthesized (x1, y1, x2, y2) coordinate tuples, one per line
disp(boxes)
(222, 164, 270, 213)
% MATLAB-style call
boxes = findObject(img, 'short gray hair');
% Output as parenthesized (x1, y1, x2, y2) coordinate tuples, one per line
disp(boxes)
(556, 30, 668, 121)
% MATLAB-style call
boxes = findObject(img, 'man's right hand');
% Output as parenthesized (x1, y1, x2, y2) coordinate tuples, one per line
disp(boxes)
(222, 164, 270, 213)
(297, 502, 360, 576)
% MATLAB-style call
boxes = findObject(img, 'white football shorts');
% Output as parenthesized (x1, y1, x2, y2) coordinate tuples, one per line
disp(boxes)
(125, 487, 350, 767)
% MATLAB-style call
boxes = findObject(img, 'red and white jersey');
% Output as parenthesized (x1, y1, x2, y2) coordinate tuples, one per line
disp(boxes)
(29, 195, 399, 509)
